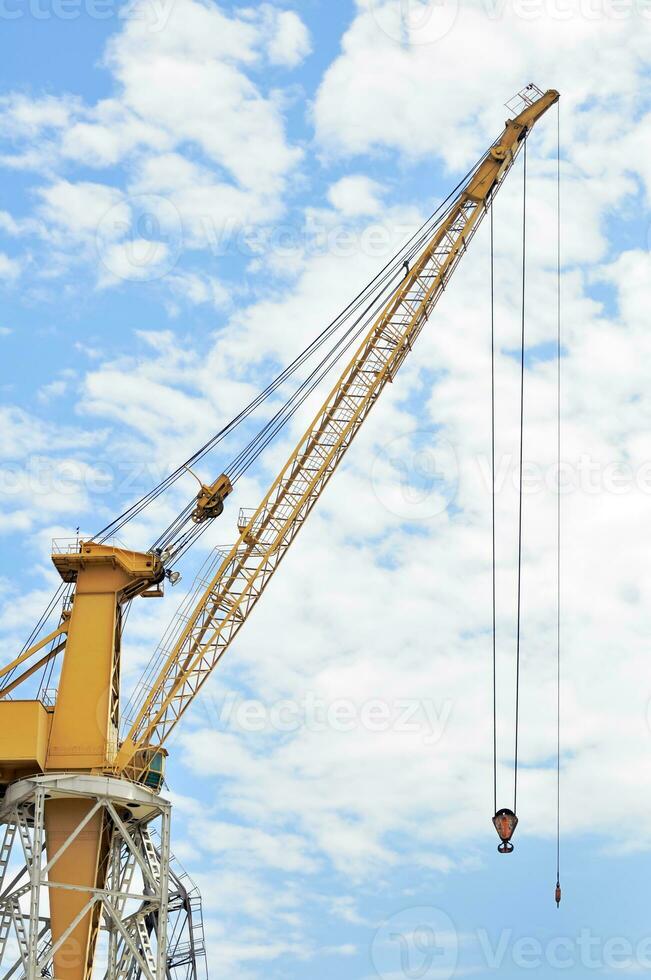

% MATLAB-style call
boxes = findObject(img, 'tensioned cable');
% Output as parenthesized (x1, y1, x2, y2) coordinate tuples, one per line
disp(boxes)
(152, 268, 403, 559)
(95, 155, 487, 548)
(490, 196, 498, 817)
(152, 201, 470, 551)
(0, 582, 67, 695)
(14, 139, 506, 687)
(121, 229, 425, 551)
(226, 269, 402, 483)
(555, 98, 562, 903)
(86, 248, 419, 558)
(161, 195, 471, 563)
(36, 581, 74, 700)
(151, 156, 499, 559)
(513, 136, 528, 815)
(157, 290, 394, 564)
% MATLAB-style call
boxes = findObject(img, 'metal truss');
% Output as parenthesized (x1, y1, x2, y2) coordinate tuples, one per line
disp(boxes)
(0, 774, 188, 980)
(104, 833, 207, 980)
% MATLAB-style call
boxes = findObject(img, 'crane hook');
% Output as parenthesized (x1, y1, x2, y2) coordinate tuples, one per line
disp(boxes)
(492, 808, 518, 853)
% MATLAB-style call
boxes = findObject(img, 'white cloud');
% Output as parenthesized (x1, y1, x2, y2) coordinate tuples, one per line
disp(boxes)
(167, 271, 231, 310)
(37, 180, 125, 237)
(0, 252, 22, 281)
(320, 944, 356, 956)
(191, 818, 320, 873)
(0, 0, 304, 298)
(97, 239, 172, 287)
(263, 7, 312, 67)
(0, 210, 41, 237)
(59, 100, 170, 169)
(37, 379, 68, 403)
(327, 175, 384, 216)
(104, 0, 302, 193)
(73, 341, 101, 360)
(594, 248, 651, 324)
(0, 406, 103, 459)
(314, 0, 651, 172)
(0, 93, 80, 138)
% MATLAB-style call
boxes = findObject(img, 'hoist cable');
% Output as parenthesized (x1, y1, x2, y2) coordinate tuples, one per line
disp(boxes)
(1, 582, 67, 695)
(154, 268, 402, 558)
(555, 99, 562, 897)
(95, 166, 481, 548)
(225, 300, 383, 481)
(36, 581, 73, 700)
(15, 143, 502, 687)
(96, 146, 499, 553)
(149, 289, 406, 551)
(226, 269, 403, 484)
(154, 204, 458, 543)
(159, 294, 389, 564)
(490, 196, 497, 817)
(152, 156, 498, 557)
(513, 137, 528, 814)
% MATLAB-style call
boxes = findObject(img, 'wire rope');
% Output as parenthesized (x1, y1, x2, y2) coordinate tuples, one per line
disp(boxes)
(513, 137, 527, 815)
(490, 197, 498, 818)
(555, 98, 563, 905)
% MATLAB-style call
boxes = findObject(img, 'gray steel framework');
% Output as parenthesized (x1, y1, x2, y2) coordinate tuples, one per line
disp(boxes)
(0, 774, 180, 980)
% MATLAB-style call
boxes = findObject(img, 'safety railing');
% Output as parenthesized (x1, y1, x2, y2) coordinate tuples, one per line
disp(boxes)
(505, 83, 545, 117)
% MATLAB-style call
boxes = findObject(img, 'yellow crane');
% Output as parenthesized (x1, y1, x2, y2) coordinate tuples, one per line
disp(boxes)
(0, 85, 558, 980)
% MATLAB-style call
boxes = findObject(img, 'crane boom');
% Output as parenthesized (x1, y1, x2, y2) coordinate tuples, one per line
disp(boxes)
(115, 87, 559, 776)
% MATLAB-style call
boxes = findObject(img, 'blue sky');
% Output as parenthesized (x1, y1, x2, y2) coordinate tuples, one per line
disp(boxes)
(2, 0, 651, 977)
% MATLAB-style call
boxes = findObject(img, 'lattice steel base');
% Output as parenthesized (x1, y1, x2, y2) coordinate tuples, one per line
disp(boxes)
(0, 774, 206, 980)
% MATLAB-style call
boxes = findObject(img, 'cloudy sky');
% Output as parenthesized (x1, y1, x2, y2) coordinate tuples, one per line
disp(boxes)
(2, 0, 651, 977)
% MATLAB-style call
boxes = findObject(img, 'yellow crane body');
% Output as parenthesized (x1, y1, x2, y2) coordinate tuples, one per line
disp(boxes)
(47, 542, 164, 771)
(0, 543, 164, 980)
(0, 86, 559, 980)
(0, 700, 51, 777)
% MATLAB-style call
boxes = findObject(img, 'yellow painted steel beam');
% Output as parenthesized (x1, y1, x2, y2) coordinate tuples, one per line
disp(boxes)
(0, 639, 66, 699)
(46, 542, 164, 772)
(0, 621, 68, 683)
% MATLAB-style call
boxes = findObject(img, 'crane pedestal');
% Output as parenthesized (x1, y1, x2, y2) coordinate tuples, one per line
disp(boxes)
(0, 773, 172, 980)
